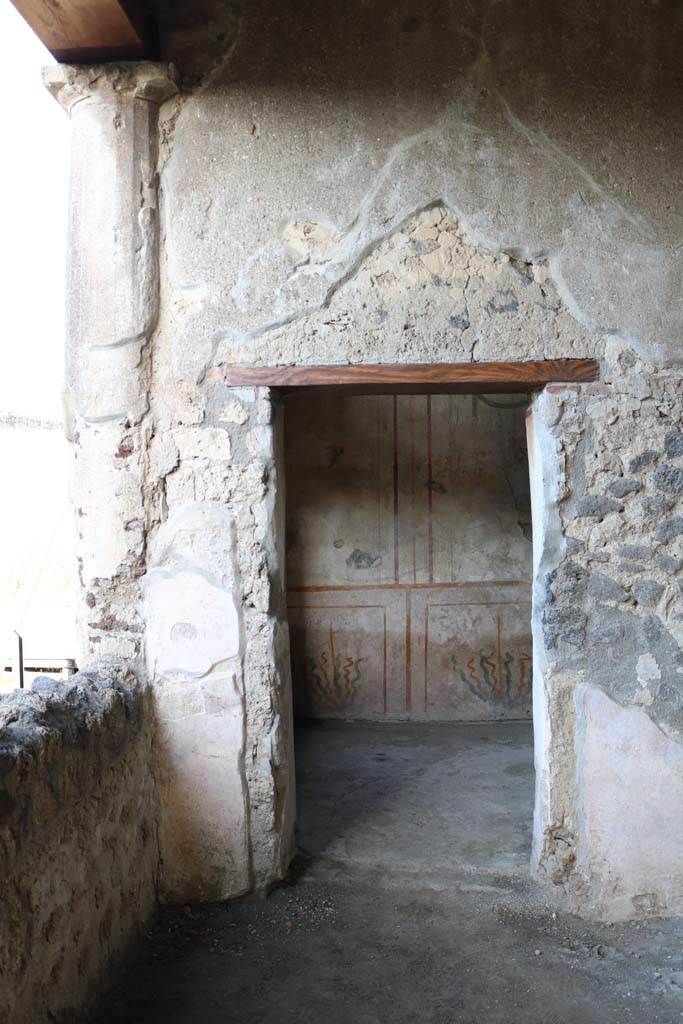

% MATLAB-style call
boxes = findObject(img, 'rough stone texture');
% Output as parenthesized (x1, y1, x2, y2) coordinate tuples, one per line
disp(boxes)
(142, 389, 295, 897)
(528, 365, 683, 919)
(157, 0, 681, 371)
(0, 667, 158, 1024)
(45, 0, 683, 924)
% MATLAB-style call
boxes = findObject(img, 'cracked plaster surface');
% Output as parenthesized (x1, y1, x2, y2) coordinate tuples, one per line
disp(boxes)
(158, 0, 682, 374)
(145, 1, 683, 918)
(39, 0, 683, 923)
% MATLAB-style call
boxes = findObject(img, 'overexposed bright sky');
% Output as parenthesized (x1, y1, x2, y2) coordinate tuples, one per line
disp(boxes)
(0, 2, 69, 419)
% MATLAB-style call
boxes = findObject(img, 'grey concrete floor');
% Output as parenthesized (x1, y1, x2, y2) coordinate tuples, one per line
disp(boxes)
(296, 721, 534, 881)
(88, 721, 683, 1024)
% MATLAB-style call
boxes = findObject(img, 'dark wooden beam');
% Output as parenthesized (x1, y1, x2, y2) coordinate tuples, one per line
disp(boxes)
(9, 0, 156, 62)
(220, 359, 600, 396)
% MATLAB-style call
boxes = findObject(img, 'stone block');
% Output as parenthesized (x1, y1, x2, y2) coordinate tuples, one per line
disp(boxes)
(632, 579, 665, 608)
(587, 572, 628, 603)
(574, 495, 624, 518)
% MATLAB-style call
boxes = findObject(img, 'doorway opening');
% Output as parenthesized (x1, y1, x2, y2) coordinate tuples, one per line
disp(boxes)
(283, 390, 534, 879)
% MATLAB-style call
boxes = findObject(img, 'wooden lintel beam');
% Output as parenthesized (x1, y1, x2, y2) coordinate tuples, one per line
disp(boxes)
(9, 0, 155, 63)
(220, 359, 600, 396)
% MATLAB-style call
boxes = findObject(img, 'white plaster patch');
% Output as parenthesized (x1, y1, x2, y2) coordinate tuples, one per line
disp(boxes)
(147, 502, 239, 588)
(280, 218, 340, 261)
(575, 685, 683, 921)
(150, 430, 179, 478)
(636, 653, 661, 686)
(217, 399, 249, 425)
(143, 569, 240, 678)
(172, 426, 231, 460)
(156, 699, 250, 901)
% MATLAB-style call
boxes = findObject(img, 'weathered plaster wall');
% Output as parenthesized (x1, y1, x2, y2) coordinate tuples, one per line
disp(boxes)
(139, 0, 683, 917)
(48, 0, 683, 919)
(140, 0, 683, 916)
(0, 668, 158, 1024)
(43, 61, 179, 666)
(47, 59, 296, 904)
(142, 388, 295, 898)
(157, 0, 681, 373)
(285, 393, 532, 719)
(529, 356, 683, 919)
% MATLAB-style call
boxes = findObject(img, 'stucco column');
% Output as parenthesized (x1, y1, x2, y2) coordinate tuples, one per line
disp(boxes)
(142, 385, 296, 901)
(44, 62, 178, 662)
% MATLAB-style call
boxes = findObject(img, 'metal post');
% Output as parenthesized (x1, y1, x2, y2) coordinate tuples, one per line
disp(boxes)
(13, 631, 24, 689)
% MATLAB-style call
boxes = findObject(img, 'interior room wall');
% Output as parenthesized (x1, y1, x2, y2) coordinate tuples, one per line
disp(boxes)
(285, 393, 532, 720)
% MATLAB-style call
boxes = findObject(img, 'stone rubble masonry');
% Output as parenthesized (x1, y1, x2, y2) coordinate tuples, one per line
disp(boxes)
(42, 60, 295, 910)
(38, 0, 683, 932)
(528, 366, 683, 920)
(0, 667, 158, 1024)
(142, 389, 295, 899)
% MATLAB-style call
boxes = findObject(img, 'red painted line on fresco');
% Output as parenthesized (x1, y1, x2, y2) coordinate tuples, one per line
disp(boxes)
(410, 402, 417, 583)
(425, 601, 532, 608)
(375, 398, 383, 589)
(427, 395, 434, 583)
(393, 395, 399, 584)
(405, 589, 412, 712)
(383, 609, 388, 715)
(287, 604, 386, 611)
(424, 603, 429, 713)
(286, 580, 531, 594)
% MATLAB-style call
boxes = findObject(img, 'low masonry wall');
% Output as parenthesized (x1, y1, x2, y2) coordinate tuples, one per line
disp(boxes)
(0, 667, 159, 1024)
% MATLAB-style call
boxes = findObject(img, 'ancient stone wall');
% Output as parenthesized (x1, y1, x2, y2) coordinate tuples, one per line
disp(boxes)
(46, 0, 683, 920)
(142, 0, 682, 916)
(0, 668, 158, 1024)
(529, 349, 683, 919)
(142, 386, 295, 897)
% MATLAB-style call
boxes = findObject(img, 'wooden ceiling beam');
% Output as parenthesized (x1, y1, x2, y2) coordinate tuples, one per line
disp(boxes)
(219, 359, 600, 396)
(9, 0, 156, 63)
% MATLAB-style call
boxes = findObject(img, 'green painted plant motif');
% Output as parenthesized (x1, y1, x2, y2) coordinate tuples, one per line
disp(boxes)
(305, 629, 363, 711)
(451, 638, 531, 707)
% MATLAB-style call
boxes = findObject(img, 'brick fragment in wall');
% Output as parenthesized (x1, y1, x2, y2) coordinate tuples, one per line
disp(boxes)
(618, 562, 646, 574)
(619, 544, 653, 562)
(656, 553, 683, 573)
(543, 605, 587, 649)
(643, 495, 674, 519)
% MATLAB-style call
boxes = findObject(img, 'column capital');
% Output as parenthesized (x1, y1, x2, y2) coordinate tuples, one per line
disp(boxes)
(43, 61, 179, 114)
